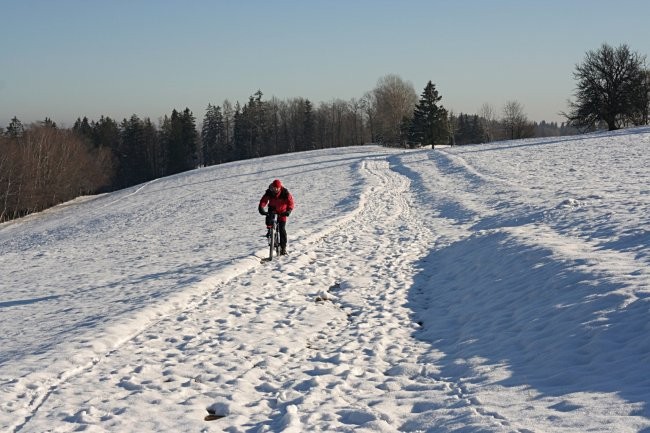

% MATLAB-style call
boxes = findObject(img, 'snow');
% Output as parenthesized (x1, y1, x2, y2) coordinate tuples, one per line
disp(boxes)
(1, 127, 649, 432)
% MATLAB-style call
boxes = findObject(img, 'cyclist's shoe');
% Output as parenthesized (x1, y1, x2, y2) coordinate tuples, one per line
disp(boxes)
(280, 247, 287, 255)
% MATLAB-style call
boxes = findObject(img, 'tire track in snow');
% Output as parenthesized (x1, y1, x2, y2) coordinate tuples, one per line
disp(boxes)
(410, 147, 650, 432)
(234, 156, 518, 431)
(432, 148, 648, 299)
(3, 255, 263, 433)
(4, 159, 372, 432)
(12, 154, 516, 432)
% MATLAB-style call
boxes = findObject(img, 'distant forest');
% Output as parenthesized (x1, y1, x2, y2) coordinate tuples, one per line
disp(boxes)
(2, 47, 648, 222)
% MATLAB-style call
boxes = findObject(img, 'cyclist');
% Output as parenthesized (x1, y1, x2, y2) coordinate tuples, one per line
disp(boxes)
(258, 179, 294, 255)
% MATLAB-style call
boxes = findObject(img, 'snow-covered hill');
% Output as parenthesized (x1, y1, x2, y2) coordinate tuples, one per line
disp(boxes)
(1, 128, 649, 432)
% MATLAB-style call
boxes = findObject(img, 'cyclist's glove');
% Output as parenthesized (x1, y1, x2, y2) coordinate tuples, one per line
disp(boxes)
(258, 206, 268, 215)
(282, 210, 292, 217)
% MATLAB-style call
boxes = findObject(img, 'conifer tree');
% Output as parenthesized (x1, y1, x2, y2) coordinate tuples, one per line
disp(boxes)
(40, 117, 57, 128)
(180, 108, 198, 170)
(232, 102, 246, 161)
(221, 100, 235, 162)
(201, 104, 225, 166)
(158, 115, 172, 176)
(141, 117, 162, 179)
(249, 90, 267, 157)
(453, 113, 487, 145)
(118, 115, 149, 188)
(91, 116, 120, 150)
(73, 117, 93, 141)
(5, 117, 24, 138)
(410, 81, 448, 148)
(166, 108, 197, 175)
(303, 99, 315, 151)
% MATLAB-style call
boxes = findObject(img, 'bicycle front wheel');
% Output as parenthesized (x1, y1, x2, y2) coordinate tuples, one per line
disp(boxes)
(268, 225, 276, 260)
(274, 227, 281, 256)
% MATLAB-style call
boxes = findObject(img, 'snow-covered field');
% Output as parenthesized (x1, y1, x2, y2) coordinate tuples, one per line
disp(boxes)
(1, 128, 649, 433)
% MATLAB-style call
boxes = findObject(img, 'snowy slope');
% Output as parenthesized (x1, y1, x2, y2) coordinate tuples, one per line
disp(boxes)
(1, 129, 649, 432)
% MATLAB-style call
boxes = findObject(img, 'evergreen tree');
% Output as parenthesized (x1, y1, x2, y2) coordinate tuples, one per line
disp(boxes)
(118, 115, 139, 187)
(303, 99, 315, 151)
(167, 110, 185, 175)
(166, 108, 198, 174)
(201, 104, 216, 166)
(73, 117, 93, 141)
(232, 102, 245, 161)
(401, 115, 414, 147)
(454, 113, 487, 145)
(410, 81, 448, 148)
(158, 115, 172, 177)
(141, 117, 162, 179)
(266, 98, 281, 156)
(221, 100, 235, 162)
(5, 117, 24, 138)
(252, 90, 267, 157)
(91, 116, 120, 150)
(236, 90, 269, 157)
(182, 108, 198, 168)
(232, 92, 269, 159)
(201, 104, 225, 166)
(117, 115, 150, 188)
(237, 100, 253, 159)
(456, 114, 468, 144)
(470, 115, 485, 143)
(291, 98, 308, 152)
(40, 117, 57, 128)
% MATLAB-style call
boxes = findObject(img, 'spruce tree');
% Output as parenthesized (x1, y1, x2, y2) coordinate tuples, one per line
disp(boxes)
(232, 103, 245, 161)
(221, 100, 234, 162)
(5, 117, 24, 138)
(73, 117, 93, 141)
(202, 104, 224, 166)
(141, 118, 162, 179)
(167, 109, 187, 175)
(410, 81, 448, 148)
(118, 115, 148, 188)
(40, 117, 57, 128)
(92, 116, 120, 150)
(180, 108, 198, 170)
(303, 99, 315, 151)
(252, 90, 267, 157)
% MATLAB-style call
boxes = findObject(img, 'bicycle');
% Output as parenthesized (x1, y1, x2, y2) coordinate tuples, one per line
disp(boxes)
(265, 211, 282, 261)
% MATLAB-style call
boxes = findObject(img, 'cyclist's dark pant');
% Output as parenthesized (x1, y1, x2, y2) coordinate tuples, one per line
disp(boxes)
(265, 216, 287, 248)
(278, 221, 287, 248)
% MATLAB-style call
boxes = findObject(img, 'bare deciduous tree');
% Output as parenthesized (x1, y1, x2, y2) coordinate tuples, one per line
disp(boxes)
(360, 91, 377, 143)
(372, 74, 418, 145)
(502, 100, 533, 140)
(478, 102, 498, 142)
(564, 43, 647, 131)
(0, 126, 112, 222)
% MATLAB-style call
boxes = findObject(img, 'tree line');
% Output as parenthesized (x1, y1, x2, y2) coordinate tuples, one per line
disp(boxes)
(1, 43, 648, 222)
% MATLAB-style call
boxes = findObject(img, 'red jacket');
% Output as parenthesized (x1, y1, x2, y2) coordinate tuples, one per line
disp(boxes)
(259, 187, 294, 222)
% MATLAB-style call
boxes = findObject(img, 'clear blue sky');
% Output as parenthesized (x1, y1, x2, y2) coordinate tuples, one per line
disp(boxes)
(1, 0, 649, 127)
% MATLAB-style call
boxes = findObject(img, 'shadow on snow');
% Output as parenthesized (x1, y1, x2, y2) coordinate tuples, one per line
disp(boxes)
(407, 230, 650, 420)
